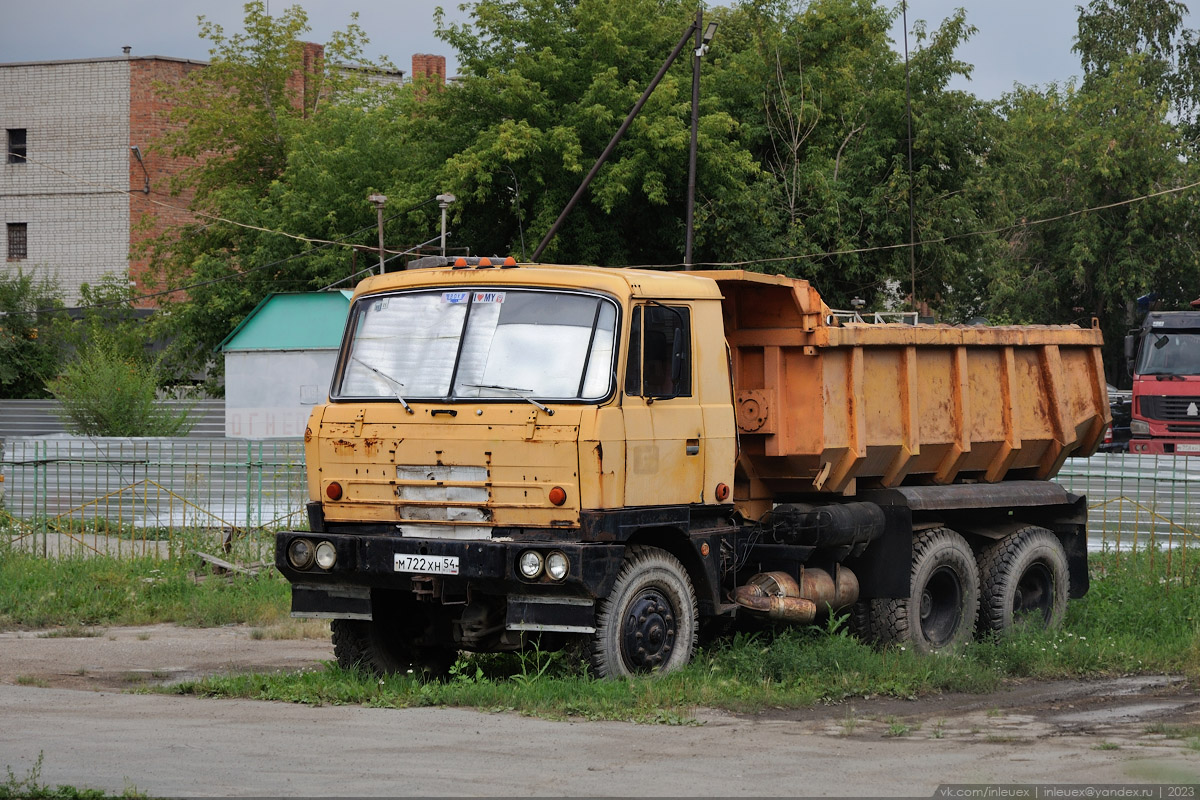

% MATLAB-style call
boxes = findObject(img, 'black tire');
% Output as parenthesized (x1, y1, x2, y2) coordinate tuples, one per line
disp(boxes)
(977, 526, 1069, 634)
(331, 606, 457, 679)
(847, 600, 878, 644)
(871, 527, 979, 653)
(591, 546, 698, 678)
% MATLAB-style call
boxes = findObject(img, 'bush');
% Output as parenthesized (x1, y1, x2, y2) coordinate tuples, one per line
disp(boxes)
(0, 269, 68, 398)
(47, 341, 193, 437)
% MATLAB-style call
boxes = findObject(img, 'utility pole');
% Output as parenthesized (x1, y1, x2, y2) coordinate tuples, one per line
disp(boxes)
(437, 193, 456, 257)
(368, 194, 387, 274)
(685, 10, 717, 269)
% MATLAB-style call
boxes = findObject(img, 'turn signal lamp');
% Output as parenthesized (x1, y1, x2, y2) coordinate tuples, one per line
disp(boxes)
(326, 482, 343, 501)
(548, 486, 567, 506)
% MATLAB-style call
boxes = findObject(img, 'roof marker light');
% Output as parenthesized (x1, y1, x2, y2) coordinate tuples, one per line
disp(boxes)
(477, 257, 494, 268)
(453, 257, 470, 269)
(502, 257, 518, 268)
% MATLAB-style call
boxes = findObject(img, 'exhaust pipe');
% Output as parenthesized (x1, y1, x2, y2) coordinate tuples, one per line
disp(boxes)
(733, 566, 860, 624)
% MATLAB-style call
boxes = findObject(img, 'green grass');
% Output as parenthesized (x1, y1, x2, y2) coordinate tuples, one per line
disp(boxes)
(2, 536, 1197, 724)
(0, 549, 289, 631)
(0, 753, 149, 799)
(164, 549, 1200, 721)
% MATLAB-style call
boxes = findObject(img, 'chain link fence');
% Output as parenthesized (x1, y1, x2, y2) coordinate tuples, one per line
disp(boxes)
(1, 438, 1197, 578)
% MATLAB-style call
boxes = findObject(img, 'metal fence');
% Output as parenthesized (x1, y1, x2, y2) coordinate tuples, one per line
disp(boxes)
(1, 438, 1197, 573)
(1, 437, 305, 560)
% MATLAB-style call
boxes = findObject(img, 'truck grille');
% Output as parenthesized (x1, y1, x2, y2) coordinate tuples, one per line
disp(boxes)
(1140, 395, 1200, 421)
(396, 464, 490, 539)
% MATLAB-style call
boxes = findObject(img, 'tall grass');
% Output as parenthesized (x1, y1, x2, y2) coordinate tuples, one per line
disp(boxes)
(0, 548, 289, 630)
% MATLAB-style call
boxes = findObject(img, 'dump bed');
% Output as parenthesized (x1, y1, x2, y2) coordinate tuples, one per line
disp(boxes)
(694, 271, 1110, 496)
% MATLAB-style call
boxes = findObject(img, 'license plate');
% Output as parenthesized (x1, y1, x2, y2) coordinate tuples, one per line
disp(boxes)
(1177, 443, 1200, 453)
(394, 553, 459, 575)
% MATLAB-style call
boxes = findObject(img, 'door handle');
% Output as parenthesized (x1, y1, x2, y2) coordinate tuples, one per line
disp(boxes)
(685, 438, 700, 456)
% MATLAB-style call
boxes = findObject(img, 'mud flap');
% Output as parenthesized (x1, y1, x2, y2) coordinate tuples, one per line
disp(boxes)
(291, 584, 372, 620)
(505, 595, 596, 634)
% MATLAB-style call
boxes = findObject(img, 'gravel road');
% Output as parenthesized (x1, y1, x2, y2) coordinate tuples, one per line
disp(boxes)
(0, 624, 1197, 797)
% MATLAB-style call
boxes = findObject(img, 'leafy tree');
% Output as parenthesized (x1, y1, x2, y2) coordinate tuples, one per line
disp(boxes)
(0, 269, 68, 399)
(428, 0, 768, 265)
(1075, 0, 1200, 140)
(145, 1, 409, 380)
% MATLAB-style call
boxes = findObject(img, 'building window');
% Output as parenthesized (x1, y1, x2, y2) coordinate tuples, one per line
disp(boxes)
(6, 129, 26, 164)
(7, 223, 27, 260)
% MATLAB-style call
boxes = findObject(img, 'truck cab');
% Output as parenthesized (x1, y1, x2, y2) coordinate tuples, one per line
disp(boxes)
(277, 260, 737, 675)
(1125, 311, 1200, 454)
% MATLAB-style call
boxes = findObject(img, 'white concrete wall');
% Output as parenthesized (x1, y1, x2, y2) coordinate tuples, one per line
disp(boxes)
(0, 59, 130, 304)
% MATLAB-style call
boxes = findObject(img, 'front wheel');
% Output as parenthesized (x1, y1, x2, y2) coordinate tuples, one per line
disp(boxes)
(977, 526, 1069, 634)
(591, 546, 698, 678)
(870, 527, 979, 653)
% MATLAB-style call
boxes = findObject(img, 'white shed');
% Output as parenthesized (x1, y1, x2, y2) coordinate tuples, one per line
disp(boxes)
(217, 291, 351, 438)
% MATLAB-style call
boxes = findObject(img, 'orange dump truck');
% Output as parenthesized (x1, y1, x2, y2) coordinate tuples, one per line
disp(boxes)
(276, 261, 1109, 677)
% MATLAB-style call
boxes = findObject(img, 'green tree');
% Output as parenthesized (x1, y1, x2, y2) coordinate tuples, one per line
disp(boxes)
(0, 270, 68, 399)
(1075, 0, 1200, 139)
(427, 0, 768, 264)
(145, 1, 408, 380)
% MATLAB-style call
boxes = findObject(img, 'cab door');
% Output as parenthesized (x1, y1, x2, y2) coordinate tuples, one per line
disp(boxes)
(622, 303, 705, 506)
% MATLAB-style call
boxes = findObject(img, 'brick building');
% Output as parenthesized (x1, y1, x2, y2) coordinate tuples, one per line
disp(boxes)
(0, 49, 424, 308)
(0, 53, 204, 305)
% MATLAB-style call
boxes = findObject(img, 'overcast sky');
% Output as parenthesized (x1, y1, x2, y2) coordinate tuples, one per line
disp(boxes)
(0, 1, 1174, 101)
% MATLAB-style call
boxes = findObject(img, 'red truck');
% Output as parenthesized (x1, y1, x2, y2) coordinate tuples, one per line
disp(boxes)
(1125, 309, 1200, 454)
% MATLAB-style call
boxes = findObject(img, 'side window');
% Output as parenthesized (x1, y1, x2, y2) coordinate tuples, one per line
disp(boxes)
(624, 304, 691, 398)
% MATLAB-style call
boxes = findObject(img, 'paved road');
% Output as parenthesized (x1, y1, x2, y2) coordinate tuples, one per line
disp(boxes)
(2, 679, 1198, 797)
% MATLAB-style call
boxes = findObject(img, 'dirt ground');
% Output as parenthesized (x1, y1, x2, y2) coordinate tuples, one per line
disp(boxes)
(1, 623, 1198, 796)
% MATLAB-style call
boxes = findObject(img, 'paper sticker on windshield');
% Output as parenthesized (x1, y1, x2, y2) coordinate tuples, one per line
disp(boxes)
(442, 292, 470, 304)
(473, 291, 505, 303)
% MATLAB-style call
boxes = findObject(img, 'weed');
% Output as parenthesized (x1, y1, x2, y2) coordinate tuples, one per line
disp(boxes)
(931, 719, 946, 739)
(840, 713, 858, 735)
(36, 625, 103, 639)
(15, 675, 48, 688)
(884, 720, 910, 738)
(0, 751, 146, 799)
(1093, 741, 1120, 751)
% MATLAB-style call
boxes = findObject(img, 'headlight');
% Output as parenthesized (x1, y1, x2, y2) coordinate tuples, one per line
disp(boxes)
(1131, 419, 1151, 436)
(287, 538, 315, 569)
(545, 551, 569, 581)
(315, 541, 337, 570)
(518, 550, 543, 579)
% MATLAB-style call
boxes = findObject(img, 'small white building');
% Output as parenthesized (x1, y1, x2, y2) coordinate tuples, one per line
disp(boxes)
(218, 291, 351, 439)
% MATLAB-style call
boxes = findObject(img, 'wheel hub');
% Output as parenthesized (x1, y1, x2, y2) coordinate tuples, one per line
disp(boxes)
(919, 565, 963, 647)
(621, 589, 675, 672)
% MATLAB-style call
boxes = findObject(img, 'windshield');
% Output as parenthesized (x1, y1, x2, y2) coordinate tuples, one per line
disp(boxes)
(335, 288, 618, 402)
(1136, 331, 1200, 377)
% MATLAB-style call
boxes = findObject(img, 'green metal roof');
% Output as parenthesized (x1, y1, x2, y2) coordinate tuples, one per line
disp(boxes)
(217, 291, 352, 352)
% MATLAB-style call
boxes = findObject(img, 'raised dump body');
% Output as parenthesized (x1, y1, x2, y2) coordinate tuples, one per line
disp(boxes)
(698, 271, 1109, 508)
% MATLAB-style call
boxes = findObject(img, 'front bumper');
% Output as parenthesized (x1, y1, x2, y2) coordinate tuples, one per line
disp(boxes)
(275, 530, 625, 598)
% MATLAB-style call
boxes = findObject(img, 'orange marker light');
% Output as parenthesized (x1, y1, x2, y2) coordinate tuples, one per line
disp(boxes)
(715, 483, 730, 501)
(326, 482, 343, 501)
(548, 486, 567, 506)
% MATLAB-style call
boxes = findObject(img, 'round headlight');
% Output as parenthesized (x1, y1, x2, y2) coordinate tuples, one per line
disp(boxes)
(315, 541, 337, 570)
(518, 550, 544, 579)
(546, 551, 569, 581)
(287, 538, 315, 569)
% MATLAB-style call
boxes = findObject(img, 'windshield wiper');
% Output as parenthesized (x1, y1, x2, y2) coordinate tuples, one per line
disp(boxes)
(352, 357, 414, 414)
(464, 383, 554, 415)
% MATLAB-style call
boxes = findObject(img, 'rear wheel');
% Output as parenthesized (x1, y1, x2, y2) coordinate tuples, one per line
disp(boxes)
(977, 526, 1069, 634)
(331, 596, 457, 678)
(871, 527, 979, 653)
(591, 546, 698, 678)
